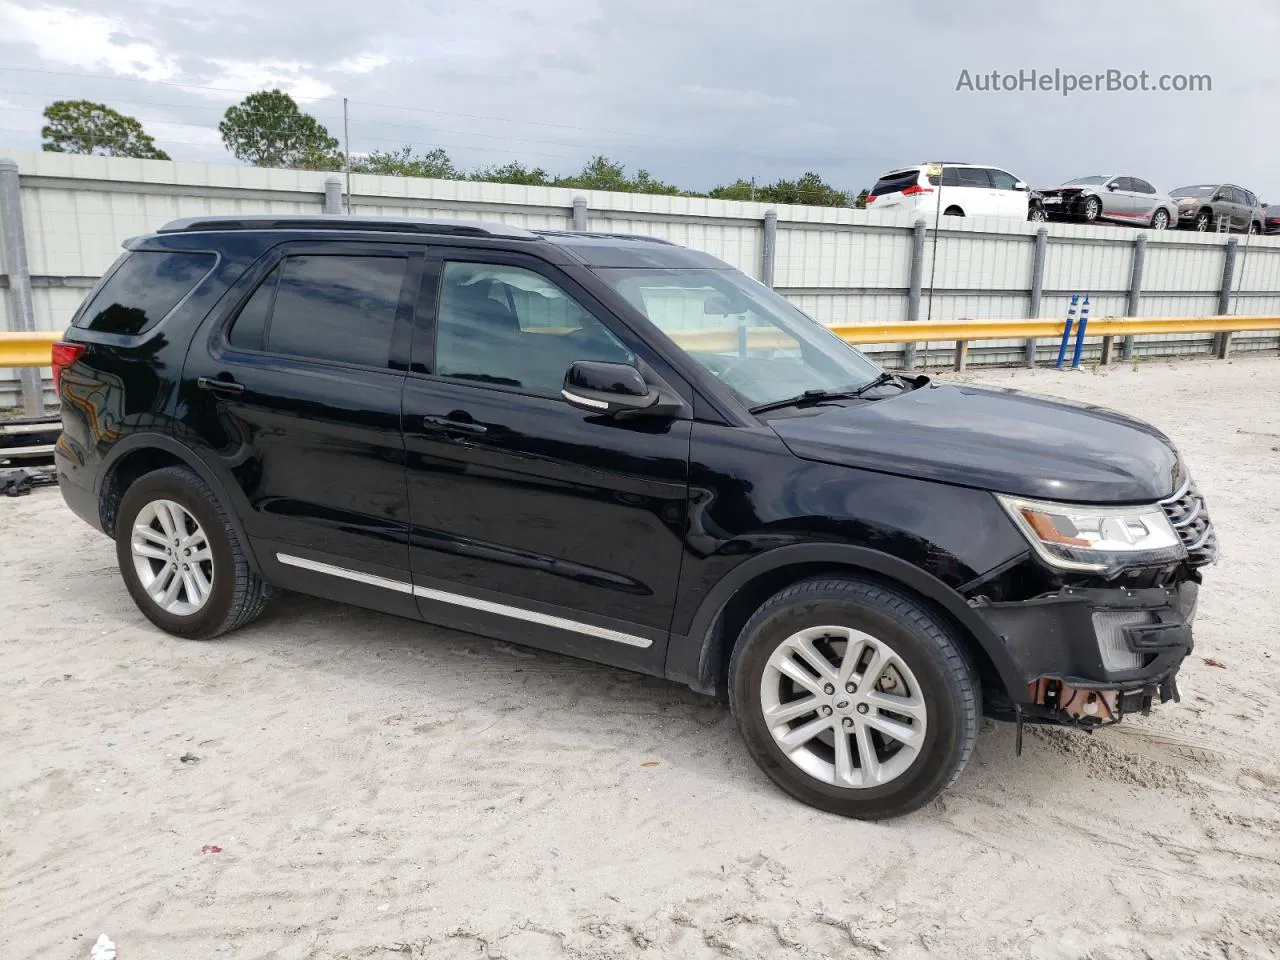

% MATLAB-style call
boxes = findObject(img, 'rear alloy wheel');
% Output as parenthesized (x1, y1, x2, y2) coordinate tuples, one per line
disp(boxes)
(130, 499, 214, 616)
(1151, 209, 1170, 230)
(115, 466, 273, 639)
(1083, 196, 1102, 222)
(729, 578, 979, 820)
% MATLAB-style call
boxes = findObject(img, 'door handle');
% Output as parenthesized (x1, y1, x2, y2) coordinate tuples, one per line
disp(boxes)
(422, 414, 487, 437)
(197, 376, 245, 396)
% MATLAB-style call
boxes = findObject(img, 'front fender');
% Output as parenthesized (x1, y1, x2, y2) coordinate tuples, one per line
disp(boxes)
(665, 542, 1028, 702)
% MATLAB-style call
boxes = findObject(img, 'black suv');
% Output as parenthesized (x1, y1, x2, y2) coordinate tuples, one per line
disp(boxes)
(52, 216, 1215, 819)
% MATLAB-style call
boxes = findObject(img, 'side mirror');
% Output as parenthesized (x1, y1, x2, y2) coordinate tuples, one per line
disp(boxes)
(1013, 180, 1028, 191)
(1106, 182, 1118, 191)
(562, 360, 661, 417)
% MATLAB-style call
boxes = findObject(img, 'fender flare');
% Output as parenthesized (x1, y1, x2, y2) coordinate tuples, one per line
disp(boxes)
(673, 543, 1025, 700)
(98, 433, 264, 576)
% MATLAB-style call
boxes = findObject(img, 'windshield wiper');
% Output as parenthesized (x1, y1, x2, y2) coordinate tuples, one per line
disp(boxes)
(850, 371, 909, 396)
(748, 373, 911, 415)
(748, 388, 865, 415)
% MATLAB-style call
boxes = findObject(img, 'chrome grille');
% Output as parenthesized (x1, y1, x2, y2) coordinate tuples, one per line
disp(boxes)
(1160, 475, 1218, 567)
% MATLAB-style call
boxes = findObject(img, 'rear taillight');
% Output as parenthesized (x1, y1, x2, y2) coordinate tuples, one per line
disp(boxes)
(865, 194, 876, 204)
(51, 341, 86, 396)
(901, 184, 934, 196)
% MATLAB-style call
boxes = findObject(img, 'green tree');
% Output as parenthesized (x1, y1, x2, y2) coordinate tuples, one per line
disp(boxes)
(470, 161, 552, 186)
(219, 89, 342, 170)
(41, 100, 169, 159)
(350, 145, 461, 179)
(855, 188, 870, 209)
(553, 155, 680, 195)
(709, 179, 757, 202)
(758, 171, 850, 207)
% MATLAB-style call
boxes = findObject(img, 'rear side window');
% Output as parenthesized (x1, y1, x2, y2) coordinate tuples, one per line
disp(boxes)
(228, 255, 407, 367)
(870, 170, 922, 196)
(1131, 178, 1156, 194)
(954, 167, 992, 188)
(76, 251, 215, 335)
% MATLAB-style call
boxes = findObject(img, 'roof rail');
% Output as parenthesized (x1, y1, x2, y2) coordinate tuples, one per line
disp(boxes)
(156, 215, 538, 240)
(536, 229, 677, 246)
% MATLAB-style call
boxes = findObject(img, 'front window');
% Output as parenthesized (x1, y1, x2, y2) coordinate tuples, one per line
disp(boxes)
(594, 267, 880, 407)
(1066, 176, 1108, 186)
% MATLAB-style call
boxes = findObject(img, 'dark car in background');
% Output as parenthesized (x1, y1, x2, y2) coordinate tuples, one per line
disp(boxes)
(1036, 175, 1176, 229)
(51, 216, 1215, 820)
(1264, 204, 1280, 235)
(1170, 184, 1265, 233)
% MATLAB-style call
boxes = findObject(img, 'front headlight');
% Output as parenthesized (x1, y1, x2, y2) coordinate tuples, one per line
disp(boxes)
(996, 494, 1184, 573)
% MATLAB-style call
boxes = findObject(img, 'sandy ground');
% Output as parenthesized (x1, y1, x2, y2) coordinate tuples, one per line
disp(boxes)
(3, 355, 1280, 960)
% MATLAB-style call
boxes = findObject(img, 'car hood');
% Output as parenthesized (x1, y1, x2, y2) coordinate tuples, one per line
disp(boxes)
(767, 382, 1180, 503)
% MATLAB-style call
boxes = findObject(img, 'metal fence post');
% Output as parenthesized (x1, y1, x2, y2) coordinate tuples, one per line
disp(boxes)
(1118, 233, 1147, 362)
(904, 219, 926, 369)
(323, 176, 344, 214)
(1025, 226, 1048, 366)
(572, 196, 589, 231)
(761, 209, 778, 288)
(1215, 237, 1238, 358)
(0, 158, 45, 416)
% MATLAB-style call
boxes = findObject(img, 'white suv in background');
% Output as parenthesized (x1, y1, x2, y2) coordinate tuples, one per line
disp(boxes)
(866, 163, 1038, 221)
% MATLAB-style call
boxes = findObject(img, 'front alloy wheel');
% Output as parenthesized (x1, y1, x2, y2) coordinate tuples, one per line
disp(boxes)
(729, 577, 980, 819)
(1083, 197, 1101, 222)
(760, 626, 927, 788)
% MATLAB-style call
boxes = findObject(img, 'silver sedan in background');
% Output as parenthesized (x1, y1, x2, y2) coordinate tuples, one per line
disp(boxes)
(1036, 175, 1178, 229)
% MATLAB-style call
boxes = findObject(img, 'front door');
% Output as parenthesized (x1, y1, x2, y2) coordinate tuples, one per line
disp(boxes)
(183, 239, 422, 619)
(987, 168, 1028, 219)
(401, 251, 692, 674)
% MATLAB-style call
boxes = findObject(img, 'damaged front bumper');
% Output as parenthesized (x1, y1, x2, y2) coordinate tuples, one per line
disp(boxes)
(973, 582, 1198, 728)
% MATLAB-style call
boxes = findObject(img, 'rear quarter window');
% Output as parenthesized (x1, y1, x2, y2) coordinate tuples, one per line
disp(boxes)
(75, 251, 216, 335)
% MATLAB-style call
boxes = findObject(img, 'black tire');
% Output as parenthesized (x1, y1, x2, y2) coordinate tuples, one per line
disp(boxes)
(1194, 209, 1211, 232)
(1082, 195, 1102, 222)
(1249, 220, 1261, 235)
(1028, 206, 1047, 223)
(943, 206, 965, 217)
(728, 577, 979, 820)
(114, 465, 273, 639)
(1150, 209, 1170, 230)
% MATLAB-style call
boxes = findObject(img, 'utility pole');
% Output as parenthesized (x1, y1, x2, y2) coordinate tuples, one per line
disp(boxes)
(342, 97, 352, 214)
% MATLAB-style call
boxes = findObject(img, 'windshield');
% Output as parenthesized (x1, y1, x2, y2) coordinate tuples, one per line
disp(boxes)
(1173, 185, 1215, 197)
(1066, 176, 1108, 185)
(594, 267, 881, 407)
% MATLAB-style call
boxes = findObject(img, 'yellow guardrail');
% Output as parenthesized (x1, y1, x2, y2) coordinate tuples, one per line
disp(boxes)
(2, 318, 1278, 370)
(0, 331, 61, 368)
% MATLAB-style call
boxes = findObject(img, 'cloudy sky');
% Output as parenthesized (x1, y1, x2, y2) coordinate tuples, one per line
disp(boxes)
(1, 0, 1277, 199)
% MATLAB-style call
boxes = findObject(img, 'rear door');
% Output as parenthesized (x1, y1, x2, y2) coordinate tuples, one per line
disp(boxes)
(183, 239, 422, 619)
(943, 166, 994, 217)
(1129, 178, 1159, 221)
(1230, 187, 1251, 230)
(399, 248, 693, 674)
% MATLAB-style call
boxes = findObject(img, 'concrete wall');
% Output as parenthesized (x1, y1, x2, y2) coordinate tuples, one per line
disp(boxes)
(3, 149, 1279, 407)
